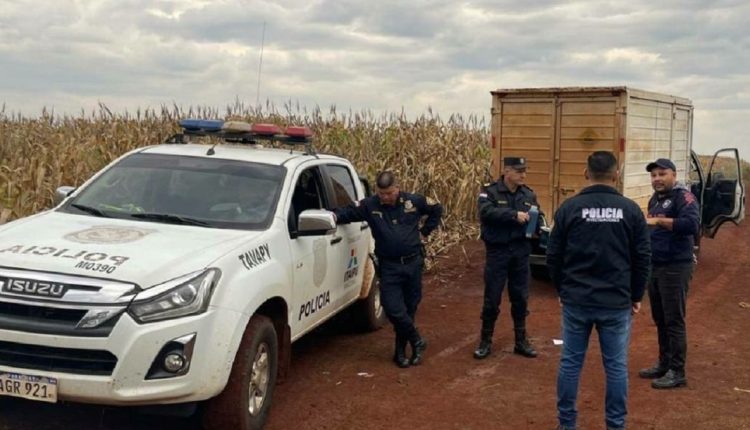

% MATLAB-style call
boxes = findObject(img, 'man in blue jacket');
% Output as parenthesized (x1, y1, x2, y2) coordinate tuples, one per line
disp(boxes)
(638, 158, 699, 389)
(547, 151, 651, 430)
(334, 171, 443, 368)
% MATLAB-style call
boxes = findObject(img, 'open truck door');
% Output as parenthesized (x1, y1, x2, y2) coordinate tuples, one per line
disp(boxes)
(692, 148, 746, 238)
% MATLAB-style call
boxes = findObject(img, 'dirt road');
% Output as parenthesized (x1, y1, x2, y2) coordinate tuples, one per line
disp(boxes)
(2, 216, 749, 429)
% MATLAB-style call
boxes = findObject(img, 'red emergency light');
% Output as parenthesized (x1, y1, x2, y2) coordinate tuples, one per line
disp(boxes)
(251, 123, 282, 136)
(285, 126, 313, 139)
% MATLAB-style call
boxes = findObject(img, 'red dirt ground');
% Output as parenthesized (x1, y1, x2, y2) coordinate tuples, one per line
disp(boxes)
(1, 213, 749, 430)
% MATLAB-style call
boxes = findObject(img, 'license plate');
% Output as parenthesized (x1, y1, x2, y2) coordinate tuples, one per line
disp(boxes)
(0, 372, 58, 403)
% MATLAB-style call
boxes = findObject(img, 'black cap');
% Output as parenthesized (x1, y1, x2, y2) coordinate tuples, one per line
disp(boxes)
(646, 158, 676, 172)
(504, 156, 527, 171)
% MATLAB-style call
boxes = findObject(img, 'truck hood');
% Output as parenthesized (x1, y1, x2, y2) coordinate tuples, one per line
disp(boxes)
(0, 211, 260, 289)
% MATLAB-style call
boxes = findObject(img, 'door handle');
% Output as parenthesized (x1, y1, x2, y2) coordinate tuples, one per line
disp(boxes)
(360, 223, 369, 231)
(330, 236, 343, 245)
(560, 187, 576, 195)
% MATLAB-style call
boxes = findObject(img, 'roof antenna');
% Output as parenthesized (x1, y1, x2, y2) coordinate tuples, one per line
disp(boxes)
(256, 21, 266, 109)
(206, 142, 218, 156)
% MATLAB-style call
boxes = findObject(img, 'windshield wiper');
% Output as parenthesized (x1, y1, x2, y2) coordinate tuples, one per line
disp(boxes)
(71, 203, 111, 218)
(130, 212, 210, 227)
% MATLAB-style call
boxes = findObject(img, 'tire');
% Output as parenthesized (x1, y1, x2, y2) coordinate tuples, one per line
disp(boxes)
(202, 315, 278, 430)
(353, 276, 387, 332)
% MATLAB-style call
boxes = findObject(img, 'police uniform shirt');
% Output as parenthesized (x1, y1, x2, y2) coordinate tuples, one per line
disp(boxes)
(478, 178, 541, 245)
(334, 192, 443, 258)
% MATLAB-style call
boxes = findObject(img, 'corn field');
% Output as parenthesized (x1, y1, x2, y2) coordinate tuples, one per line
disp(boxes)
(0, 102, 491, 254)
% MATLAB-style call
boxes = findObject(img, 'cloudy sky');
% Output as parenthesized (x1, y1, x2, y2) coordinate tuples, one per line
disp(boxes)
(1, 0, 748, 160)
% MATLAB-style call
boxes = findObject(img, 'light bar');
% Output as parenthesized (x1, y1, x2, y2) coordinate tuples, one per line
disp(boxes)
(179, 119, 224, 132)
(251, 123, 282, 136)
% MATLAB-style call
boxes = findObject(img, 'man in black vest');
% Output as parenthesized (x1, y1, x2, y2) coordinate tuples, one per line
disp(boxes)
(473, 156, 541, 359)
(334, 171, 443, 368)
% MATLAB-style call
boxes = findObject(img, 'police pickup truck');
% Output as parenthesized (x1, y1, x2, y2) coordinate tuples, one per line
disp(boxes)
(0, 120, 386, 430)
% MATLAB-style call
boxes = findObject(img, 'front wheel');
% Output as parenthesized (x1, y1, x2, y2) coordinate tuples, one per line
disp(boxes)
(353, 276, 387, 332)
(202, 314, 278, 430)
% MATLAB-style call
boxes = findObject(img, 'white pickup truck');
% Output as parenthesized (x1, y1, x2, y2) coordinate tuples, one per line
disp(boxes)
(0, 120, 386, 430)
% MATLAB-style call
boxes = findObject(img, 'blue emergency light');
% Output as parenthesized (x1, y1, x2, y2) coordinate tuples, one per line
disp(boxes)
(178, 119, 225, 132)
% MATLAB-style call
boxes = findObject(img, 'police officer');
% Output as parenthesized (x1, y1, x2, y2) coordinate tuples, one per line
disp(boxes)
(547, 151, 651, 430)
(334, 171, 443, 368)
(638, 158, 699, 389)
(473, 156, 541, 359)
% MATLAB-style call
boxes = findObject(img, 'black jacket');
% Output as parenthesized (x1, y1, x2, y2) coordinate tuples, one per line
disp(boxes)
(647, 184, 700, 265)
(478, 178, 542, 246)
(546, 184, 651, 309)
(334, 192, 443, 258)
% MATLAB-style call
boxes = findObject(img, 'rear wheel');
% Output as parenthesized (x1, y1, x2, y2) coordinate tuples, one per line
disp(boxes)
(353, 276, 387, 331)
(203, 315, 278, 430)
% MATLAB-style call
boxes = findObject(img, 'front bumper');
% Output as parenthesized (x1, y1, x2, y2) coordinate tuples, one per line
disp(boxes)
(0, 306, 245, 405)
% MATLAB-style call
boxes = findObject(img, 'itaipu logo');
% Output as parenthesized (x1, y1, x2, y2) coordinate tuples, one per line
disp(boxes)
(344, 249, 359, 282)
(64, 225, 155, 244)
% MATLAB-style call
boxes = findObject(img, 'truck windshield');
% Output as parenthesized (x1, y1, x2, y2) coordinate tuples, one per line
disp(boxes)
(61, 153, 285, 230)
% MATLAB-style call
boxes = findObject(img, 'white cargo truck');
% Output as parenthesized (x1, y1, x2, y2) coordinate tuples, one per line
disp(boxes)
(0, 120, 386, 430)
(489, 87, 745, 274)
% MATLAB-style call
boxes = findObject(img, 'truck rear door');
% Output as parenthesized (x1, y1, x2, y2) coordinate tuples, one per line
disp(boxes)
(555, 97, 620, 210)
(700, 148, 746, 238)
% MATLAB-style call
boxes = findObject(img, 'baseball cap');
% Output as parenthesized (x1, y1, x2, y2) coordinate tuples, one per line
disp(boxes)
(646, 158, 676, 172)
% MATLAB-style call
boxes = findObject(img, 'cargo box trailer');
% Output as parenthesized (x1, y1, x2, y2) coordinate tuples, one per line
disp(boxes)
(489, 86, 745, 275)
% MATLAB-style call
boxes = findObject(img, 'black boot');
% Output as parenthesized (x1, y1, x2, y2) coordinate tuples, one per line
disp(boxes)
(392, 334, 410, 368)
(473, 320, 494, 359)
(651, 369, 687, 389)
(513, 328, 537, 358)
(638, 363, 668, 379)
(409, 331, 427, 366)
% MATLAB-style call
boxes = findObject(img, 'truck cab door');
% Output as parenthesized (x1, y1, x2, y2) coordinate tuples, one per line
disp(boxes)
(287, 165, 336, 335)
(322, 164, 370, 306)
(701, 148, 746, 238)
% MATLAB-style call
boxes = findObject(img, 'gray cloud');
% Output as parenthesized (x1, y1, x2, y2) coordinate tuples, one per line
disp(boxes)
(0, 0, 748, 159)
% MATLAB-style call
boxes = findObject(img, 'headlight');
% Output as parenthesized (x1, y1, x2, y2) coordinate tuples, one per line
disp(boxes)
(128, 269, 221, 323)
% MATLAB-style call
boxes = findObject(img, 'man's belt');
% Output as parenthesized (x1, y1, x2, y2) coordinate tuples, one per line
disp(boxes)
(379, 252, 421, 264)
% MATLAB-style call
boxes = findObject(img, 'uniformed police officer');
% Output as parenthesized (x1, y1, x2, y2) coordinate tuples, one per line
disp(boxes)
(333, 171, 443, 368)
(473, 157, 541, 360)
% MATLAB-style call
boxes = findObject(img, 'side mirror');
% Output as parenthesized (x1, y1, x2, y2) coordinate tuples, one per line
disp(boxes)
(298, 209, 336, 236)
(54, 186, 76, 206)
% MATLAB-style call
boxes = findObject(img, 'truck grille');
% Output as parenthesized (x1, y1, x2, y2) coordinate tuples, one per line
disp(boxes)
(0, 302, 120, 337)
(0, 267, 138, 337)
(0, 340, 118, 375)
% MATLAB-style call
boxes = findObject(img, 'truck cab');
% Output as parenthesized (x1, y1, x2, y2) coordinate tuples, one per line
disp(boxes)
(0, 120, 386, 430)
(689, 148, 746, 239)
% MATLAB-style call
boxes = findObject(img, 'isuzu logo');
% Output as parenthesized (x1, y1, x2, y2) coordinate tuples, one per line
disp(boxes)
(1, 278, 67, 299)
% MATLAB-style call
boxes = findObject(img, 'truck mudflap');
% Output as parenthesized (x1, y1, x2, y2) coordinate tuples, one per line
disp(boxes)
(358, 255, 377, 299)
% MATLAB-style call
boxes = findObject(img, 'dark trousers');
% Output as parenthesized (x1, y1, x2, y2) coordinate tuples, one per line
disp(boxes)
(379, 256, 424, 341)
(648, 262, 692, 373)
(481, 242, 530, 327)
